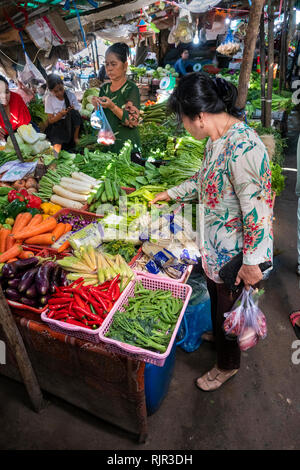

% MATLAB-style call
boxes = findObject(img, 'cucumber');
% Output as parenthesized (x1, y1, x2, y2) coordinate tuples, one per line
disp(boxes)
(112, 182, 119, 202)
(104, 179, 113, 202)
(101, 190, 107, 203)
(0, 186, 11, 196)
(95, 183, 105, 201)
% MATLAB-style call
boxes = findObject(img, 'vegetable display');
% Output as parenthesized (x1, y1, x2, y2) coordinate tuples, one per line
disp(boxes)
(140, 101, 167, 125)
(4, 125, 51, 160)
(45, 276, 122, 330)
(105, 282, 183, 353)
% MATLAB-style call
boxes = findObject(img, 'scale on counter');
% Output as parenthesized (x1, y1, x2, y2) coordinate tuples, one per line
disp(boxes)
(159, 75, 176, 91)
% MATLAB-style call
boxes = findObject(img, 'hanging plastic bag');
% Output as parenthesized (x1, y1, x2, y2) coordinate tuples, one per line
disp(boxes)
(223, 287, 267, 351)
(19, 53, 46, 85)
(216, 28, 240, 57)
(90, 105, 115, 146)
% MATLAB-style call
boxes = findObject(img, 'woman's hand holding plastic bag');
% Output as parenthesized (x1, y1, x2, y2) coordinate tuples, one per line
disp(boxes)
(223, 287, 267, 351)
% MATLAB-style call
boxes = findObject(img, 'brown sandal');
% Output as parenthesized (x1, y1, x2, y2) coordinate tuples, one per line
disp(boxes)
(195, 366, 238, 392)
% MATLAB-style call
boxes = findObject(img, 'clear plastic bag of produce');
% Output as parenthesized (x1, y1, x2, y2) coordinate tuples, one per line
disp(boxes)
(90, 105, 115, 146)
(223, 287, 267, 351)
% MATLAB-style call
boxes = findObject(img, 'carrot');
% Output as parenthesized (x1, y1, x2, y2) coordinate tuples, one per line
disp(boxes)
(7, 258, 18, 263)
(52, 223, 66, 241)
(19, 250, 35, 259)
(26, 213, 43, 229)
(12, 212, 32, 235)
(6, 234, 15, 251)
(57, 240, 70, 253)
(0, 228, 11, 253)
(12, 213, 25, 235)
(13, 217, 57, 240)
(64, 223, 72, 234)
(0, 244, 22, 263)
(25, 233, 56, 245)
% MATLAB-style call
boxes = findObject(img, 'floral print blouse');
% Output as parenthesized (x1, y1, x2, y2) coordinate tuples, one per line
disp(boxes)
(168, 122, 273, 283)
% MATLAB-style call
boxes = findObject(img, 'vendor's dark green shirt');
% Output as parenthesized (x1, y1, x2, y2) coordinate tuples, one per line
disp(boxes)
(99, 80, 141, 154)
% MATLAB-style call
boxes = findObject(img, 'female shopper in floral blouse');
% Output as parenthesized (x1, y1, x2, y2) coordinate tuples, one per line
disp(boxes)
(151, 73, 273, 391)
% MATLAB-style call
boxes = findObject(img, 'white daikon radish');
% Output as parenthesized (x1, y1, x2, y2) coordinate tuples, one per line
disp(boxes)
(53, 185, 89, 202)
(60, 181, 91, 195)
(60, 177, 92, 189)
(71, 172, 97, 185)
(50, 194, 83, 209)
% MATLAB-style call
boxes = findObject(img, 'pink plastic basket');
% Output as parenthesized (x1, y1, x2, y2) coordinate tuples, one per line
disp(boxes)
(41, 310, 103, 343)
(129, 247, 194, 283)
(40, 276, 131, 342)
(98, 274, 192, 367)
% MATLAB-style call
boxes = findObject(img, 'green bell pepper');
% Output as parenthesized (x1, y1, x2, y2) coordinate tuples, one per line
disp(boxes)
(5, 199, 27, 219)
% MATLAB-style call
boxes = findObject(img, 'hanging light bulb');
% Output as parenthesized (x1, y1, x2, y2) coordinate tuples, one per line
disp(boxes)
(193, 18, 199, 45)
(225, 17, 231, 25)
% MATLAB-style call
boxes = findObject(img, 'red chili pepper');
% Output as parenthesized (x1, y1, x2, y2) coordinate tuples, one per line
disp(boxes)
(19, 188, 29, 198)
(48, 303, 70, 310)
(54, 313, 69, 320)
(112, 282, 120, 301)
(92, 293, 108, 311)
(86, 320, 103, 326)
(107, 274, 120, 296)
(74, 293, 86, 310)
(65, 319, 91, 328)
(69, 277, 85, 288)
(48, 297, 72, 305)
(74, 305, 100, 321)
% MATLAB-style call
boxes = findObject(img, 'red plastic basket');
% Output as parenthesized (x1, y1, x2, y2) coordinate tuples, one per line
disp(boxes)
(98, 274, 192, 367)
(129, 247, 193, 283)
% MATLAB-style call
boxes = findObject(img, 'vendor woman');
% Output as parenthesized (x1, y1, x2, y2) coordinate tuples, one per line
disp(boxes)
(92, 42, 141, 160)
(45, 74, 81, 153)
(0, 75, 31, 141)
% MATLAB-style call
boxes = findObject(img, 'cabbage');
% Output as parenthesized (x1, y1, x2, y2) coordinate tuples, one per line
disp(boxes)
(19, 143, 33, 156)
(31, 140, 50, 155)
(5, 133, 23, 150)
(86, 103, 94, 112)
(80, 109, 91, 118)
(17, 124, 39, 145)
(37, 133, 47, 141)
(81, 88, 100, 109)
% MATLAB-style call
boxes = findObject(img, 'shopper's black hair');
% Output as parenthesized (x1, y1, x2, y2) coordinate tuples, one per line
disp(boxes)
(168, 72, 243, 120)
(0, 75, 8, 86)
(47, 74, 63, 90)
(106, 42, 130, 63)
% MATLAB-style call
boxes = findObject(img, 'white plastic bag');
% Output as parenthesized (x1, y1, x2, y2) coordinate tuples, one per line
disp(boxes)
(19, 54, 46, 85)
(223, 287, 267, 351)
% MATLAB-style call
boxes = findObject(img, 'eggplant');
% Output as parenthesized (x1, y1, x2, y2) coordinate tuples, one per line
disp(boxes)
(20, 297, 37, 307)
(49, 265, 60, 293)
(18, 268, 38, 293)
(39, 295, 51, 306)
(59, 269, 68, 287)
(14, 257, 39, 272)
(2, 263, 17, 279)
(26, 285, 37, 299)
(7, 278, 20, 289)
(36, 261, 56, 295)
(5, 288, 21, 302)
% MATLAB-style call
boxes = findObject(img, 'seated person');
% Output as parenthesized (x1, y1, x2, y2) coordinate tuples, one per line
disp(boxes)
(174, 50, 194, 76)
(0, 75, 31, 141)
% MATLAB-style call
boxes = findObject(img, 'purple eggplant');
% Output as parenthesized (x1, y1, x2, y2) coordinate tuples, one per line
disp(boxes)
(20, 297, 37, 307)
(59, 269, 68, 287)
(18, 267, 38, 293)
(14, 257, 39, 272)
(2, 263, 17, 279)
(7, 278, 20, 289)
(26, 285, 37, 299)
(5, 288, 21, 302)
(39, 295, 51, 306)
(49, 265, 60, 293)
(36, 261, 56, 295)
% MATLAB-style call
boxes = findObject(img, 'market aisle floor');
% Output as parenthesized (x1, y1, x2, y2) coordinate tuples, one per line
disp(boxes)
(1, 113, 300, 451)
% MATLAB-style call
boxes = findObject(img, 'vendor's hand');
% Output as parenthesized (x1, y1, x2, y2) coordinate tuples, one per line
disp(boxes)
(235, 264, 263, 291)
(99, 96, 114, 111)
(59, 109, 69, 118)
(149, 191, 171, 205)
(91, 96, 101, 108)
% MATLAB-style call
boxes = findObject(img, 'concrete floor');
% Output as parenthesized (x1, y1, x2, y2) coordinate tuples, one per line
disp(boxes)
(1, 112, 300, 450)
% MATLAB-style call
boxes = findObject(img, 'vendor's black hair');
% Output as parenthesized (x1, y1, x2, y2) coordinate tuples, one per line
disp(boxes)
(0, 75, 8, 86)
(106, 42, 129, 63)
(47, 74, 63, 90)
(168, 72, 243, 120)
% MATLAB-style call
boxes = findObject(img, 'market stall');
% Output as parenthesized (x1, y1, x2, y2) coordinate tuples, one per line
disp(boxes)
(0, 0, 298, 443)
